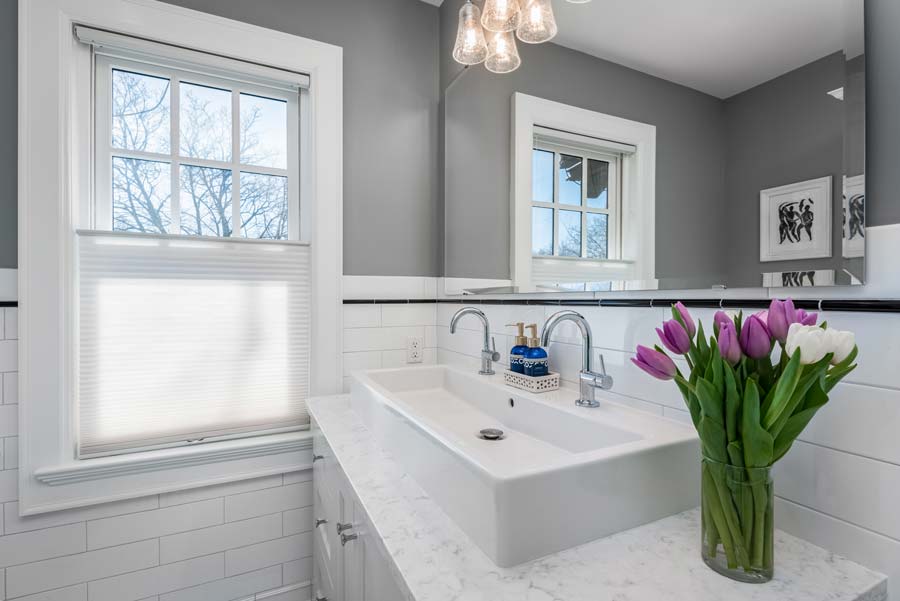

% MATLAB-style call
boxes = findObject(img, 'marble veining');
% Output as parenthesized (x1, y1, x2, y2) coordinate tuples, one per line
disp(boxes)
(308, 395, 888, 601)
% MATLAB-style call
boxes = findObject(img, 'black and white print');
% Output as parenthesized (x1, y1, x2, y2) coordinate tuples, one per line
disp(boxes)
(759, 176, 832, 262)
(842, 174, 865, 258)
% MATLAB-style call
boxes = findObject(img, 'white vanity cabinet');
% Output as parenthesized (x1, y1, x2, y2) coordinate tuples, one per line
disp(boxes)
(312, 422, 406, 601)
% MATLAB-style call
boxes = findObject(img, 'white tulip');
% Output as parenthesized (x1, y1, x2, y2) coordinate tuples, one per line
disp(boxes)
(785, 323, 829, 365)
(824, 328, 856, 365)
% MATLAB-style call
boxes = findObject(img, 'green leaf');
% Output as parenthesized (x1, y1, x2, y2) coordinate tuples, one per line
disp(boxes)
(695, 377, 724, 426)
(699, 417, 728, 463)
(742, 379, 774, 468)
(727, 441, 744, 467)
(768, 355, 832, 439)
(723, 363, 741, 443)
(697, 321, 710, 361)
(762, 349, 803, 430)
(674, 375, 702, 429)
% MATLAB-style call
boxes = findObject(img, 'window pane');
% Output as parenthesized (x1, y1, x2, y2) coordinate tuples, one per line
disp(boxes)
(532, 206, 553, 256)
(558, 210, 582, 257)
(112, 157, 171, 234)
(180, 165, 233, 237)
(586, 159, 609, 209)
(180, 82, 232, 161)
(241, 94, 288, 169)
(240, 172, 289, 240)
(532, 149, 554, 203)
(559, 154, 582, 206)
(112, 69, 170, 154)
(587, 213, 609, 259)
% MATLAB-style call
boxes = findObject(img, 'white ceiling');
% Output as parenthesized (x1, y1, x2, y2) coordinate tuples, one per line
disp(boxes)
(433, 0, 864, 99)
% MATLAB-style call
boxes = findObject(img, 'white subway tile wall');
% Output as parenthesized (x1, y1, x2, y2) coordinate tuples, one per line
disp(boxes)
(341, 303, 438, 392)
(435, 300, 900, 598)
(0, 304, 312, 601)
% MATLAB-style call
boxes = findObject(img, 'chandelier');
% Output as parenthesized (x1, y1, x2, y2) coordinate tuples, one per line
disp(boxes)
(452, 0, 588, 74)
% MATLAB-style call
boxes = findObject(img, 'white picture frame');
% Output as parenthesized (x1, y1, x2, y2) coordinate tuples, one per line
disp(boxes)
(842, 174, 865, 258)
(759, 176, 832, 262)
(762, 269, 835, 288)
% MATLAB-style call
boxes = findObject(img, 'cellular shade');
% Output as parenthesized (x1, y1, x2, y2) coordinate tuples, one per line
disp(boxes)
(77, 231, 311, 457)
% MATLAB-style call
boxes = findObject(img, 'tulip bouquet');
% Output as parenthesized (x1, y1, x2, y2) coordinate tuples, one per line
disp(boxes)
(633, 300, 858, 582)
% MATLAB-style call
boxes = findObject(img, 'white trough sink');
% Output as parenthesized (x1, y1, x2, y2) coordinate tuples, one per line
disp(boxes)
(350, 365, 699, 567)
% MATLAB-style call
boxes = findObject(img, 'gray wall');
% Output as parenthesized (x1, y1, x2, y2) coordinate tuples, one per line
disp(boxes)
(0, 1, 15, 269)
(442, 0, 727, 281)
(722, 53, 847, 287)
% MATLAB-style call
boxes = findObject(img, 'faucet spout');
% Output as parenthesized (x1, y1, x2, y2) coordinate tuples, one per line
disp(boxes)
(540, 310, 613, 408)
(450, 307, 500, 376)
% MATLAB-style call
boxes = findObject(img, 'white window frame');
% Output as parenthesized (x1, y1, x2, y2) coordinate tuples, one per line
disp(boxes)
(530, 141, 622, 261)
(511, 93, 657, 292)
(94, 54, 301, 239)
(18, 0, 343, 514)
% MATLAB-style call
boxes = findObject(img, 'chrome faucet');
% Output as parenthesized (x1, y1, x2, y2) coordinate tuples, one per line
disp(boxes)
(540, 310, 613, 408)
(450, 307, 501, 375)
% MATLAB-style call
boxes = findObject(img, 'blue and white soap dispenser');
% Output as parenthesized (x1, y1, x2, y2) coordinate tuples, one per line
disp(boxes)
(523, 324, 550, 377)
(507, 322, 529, 374)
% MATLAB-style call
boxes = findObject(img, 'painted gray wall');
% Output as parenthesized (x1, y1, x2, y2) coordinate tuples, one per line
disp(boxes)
(442, 0, 727, 281)
(722, 53, 848, 288)
(0, 1, 16, 269)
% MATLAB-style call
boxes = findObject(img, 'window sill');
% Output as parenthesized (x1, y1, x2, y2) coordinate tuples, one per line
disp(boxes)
(34, 431, 314, 486)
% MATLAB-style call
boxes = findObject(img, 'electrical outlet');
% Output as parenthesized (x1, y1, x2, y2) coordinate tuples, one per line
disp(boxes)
(406, 336, 424, 363)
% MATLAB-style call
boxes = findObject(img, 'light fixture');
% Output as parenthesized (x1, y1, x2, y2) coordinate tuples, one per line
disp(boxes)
(452, 0, 489, 65)
(453, 0, 585, 74)
(516, 0, 557, 44)
(481, 0, 522, 33)
(485, 30, 521, 73)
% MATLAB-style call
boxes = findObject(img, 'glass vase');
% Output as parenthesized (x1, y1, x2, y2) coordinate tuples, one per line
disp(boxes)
(700, 457, 774, 583)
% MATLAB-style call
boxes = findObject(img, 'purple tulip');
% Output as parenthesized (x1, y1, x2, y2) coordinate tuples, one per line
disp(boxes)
(739, 314, 772, 359)
(767, 298, 797, 343)
(718, 320, 742, 365)
(796, 308, 818, 326)
(713, 310, 732, 334)
(656, 319, 691, 355)
(674, 302, 696, 338)
(631, 345, 677, 381)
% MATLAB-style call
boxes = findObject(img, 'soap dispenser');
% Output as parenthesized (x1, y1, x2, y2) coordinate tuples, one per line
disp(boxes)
(523, 324, 550, 377)
(507, 322, 529, 374)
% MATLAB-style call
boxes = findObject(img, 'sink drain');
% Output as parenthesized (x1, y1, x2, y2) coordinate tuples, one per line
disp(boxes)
(479, 428, 504, 441)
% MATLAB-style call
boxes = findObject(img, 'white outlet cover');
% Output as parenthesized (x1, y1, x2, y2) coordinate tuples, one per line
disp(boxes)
(406, 336, 424, 363)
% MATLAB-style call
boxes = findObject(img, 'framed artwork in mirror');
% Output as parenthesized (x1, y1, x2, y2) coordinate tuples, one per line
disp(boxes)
(842, 175, 865, 258)
(759, 176, 832, 262)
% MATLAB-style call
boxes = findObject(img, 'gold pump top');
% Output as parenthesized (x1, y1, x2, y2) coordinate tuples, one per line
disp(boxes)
(507, 322, 527, 346)
(525, 324, 541, 347)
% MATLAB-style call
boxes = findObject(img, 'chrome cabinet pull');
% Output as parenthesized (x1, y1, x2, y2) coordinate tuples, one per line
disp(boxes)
(341, 532, 358, 546)
(336, 522, 353, 534)
(315, 596, 328, 601)
(312, 454, 324, 462)
(315, 518, 328, 528)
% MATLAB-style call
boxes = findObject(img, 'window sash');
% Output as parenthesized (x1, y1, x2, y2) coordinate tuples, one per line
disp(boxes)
(532, 140, 622, 261)
(94, 54, 301, 240)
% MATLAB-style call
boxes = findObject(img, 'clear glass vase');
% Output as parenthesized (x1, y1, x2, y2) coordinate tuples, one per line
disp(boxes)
(701, 457, 774, 583)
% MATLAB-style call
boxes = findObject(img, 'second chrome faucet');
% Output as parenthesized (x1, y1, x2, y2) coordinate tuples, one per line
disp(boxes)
(540, 310, 613, 408)
(449, 307, 501, 375)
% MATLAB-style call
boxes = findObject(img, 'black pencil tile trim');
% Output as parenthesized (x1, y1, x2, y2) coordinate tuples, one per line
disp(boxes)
(343, 298, 900, 314)
(0, 301, 16, 308)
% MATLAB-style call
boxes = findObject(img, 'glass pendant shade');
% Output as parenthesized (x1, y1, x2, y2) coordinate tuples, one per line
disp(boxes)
(485, 30, 521, 74)
(452, 1, 488, 65)
(516, 0, 558, 43)
(481, 0, 522, 32)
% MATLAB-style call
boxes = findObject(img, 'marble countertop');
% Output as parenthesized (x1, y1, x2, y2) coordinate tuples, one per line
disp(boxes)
(308, 395, 888, 601)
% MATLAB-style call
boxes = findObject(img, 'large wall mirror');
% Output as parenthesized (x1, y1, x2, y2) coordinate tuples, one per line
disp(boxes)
(443, 0, 866, 293)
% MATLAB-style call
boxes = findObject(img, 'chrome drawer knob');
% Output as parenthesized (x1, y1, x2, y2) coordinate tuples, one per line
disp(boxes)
(336, 522, 353, 534)
(315, 518, 328, 528)
(312, 454, 324, 462)
(341, 532, 358, 546)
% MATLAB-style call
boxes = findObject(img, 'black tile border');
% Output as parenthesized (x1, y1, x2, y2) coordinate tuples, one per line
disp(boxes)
(0, 301, 16, 308)
(343, 298, 900, 313)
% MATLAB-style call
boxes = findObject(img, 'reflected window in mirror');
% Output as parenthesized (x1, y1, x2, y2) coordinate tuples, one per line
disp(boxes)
(530, 142, 620, 262)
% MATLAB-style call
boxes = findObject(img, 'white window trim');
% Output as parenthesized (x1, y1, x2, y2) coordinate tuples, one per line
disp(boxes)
(18, 0, 343, 515)
(511, 93, 656, 292)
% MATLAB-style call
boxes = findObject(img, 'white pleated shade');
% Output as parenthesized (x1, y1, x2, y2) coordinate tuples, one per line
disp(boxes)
(77, 232, 311, 457)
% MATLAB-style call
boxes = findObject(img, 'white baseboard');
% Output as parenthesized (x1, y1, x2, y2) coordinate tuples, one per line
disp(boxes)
(0, 268, 16, 302)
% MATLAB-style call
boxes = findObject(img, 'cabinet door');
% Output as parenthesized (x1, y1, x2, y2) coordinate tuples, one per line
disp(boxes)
(344, 498, 407, 601)
(314, 459, 349, 601)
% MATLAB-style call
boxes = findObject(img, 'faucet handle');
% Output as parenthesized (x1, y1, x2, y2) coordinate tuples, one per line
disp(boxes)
(596, 354, 614, 389)
(489, 337, 501, 362)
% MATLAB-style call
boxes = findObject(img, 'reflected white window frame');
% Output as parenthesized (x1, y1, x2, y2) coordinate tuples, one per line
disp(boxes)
(511, 93, 657, 292)
(94, 54, 301, 240)
(530, 140, 621, 261)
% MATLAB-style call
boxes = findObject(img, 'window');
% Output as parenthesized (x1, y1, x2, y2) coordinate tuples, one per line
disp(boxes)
(21, 1, 341, 513)
(530, 143, 621, 261)
(95, 56, 299, 240)
(511, 94, 657, 292)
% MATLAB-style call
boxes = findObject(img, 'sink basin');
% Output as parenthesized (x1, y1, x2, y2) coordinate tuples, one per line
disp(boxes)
(350, 365, 699, 567)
